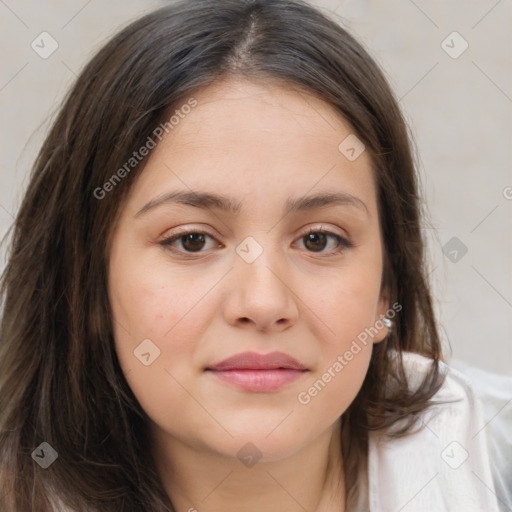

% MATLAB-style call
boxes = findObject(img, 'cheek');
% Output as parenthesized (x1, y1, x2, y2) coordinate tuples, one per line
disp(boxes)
(108, 262, 214, 440)
(108, 239, 220, 347)
(296, 282, 375, 428)
(312, 259, 383, 346)
(107, 245, 213, 403)
(297, 253, 382, 412)
(298, 343, 372, 426)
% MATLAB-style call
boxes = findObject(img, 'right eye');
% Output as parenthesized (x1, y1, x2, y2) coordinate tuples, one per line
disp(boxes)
(159, 230, 222, 255)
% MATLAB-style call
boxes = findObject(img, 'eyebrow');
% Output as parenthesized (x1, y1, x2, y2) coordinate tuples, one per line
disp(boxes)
(135, 190, 369, 218)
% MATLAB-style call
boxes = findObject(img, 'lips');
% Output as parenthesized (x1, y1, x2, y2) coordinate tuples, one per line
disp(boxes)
(205, 351, 308, 392)
(206, 351, 307, 371)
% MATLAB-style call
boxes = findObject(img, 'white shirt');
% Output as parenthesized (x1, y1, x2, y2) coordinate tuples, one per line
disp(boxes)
(358, 352, 511, 512)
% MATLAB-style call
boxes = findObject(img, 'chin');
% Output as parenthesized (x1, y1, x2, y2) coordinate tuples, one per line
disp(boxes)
(217, 434, 306, 466)
(204, 421, 316, 464)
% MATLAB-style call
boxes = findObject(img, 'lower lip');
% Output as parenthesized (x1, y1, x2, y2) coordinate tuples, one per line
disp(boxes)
(206, 369, 307, 392)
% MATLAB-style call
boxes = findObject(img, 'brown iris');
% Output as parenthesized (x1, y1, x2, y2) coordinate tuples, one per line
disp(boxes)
(304, 232, 327, 252)
(180, 233, 206, 252)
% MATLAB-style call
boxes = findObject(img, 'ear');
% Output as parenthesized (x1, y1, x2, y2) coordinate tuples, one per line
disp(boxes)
(372, 290, 391, 344)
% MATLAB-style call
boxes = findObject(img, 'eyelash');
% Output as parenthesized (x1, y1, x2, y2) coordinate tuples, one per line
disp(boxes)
(159, 226, 354, 258)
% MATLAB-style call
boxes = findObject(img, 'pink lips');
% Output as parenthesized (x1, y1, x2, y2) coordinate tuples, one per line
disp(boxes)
(205, 351, 308, 392)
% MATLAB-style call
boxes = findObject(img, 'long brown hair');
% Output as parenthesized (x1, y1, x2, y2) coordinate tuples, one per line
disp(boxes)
(0, 1, 444, 510)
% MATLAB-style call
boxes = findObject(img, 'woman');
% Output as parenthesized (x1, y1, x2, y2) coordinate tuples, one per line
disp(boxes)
(0, 0, 501, 510)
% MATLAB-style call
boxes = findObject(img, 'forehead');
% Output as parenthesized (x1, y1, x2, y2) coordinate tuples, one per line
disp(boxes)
(129, 77, 378, 217)
(164, 77, 359, 154)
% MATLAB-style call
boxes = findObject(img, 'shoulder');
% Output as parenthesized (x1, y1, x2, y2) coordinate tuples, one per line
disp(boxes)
(367, 351, 504, 512)
(395, 350, 475, 399)
(450, 360, 512, 512)
(391, 351, 494, 418)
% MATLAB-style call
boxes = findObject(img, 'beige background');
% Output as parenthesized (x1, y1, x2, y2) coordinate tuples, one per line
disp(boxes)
(1, 0, 511, 374)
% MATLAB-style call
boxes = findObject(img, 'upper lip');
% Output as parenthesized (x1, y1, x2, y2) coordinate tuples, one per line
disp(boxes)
(206, 351, 307, 371)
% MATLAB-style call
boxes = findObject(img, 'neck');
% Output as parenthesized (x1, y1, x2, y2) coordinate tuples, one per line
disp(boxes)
(151, 419, 346, 512)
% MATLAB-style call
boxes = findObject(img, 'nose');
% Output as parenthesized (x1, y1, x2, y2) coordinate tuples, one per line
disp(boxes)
(222, 244, 299, 334)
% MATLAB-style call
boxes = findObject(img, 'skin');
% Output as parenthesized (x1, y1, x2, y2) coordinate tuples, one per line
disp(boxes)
(108, 77, 390, 512)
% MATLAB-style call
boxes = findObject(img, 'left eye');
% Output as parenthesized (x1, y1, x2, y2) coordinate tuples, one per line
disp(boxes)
(295, 230, 349, 253)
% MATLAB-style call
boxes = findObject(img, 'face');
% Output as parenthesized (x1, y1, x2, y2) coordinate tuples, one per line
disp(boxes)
(108, 78, 390, 464)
